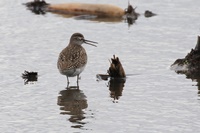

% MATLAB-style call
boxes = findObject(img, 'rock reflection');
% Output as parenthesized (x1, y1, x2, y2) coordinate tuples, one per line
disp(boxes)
(57, 88, 88, 128)
(190, 78, 200, 96)
(108, 78, 126, 102)
(195, 79, 200, 96)
(171, 36, 200, 97)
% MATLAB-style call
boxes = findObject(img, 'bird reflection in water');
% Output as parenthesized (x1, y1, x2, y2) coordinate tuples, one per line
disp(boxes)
(57, 88, 88, 129)
(108, 78, 126, 103)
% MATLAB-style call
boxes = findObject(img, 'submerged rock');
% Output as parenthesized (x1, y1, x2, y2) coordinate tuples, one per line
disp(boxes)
(171, 36, 200, 79)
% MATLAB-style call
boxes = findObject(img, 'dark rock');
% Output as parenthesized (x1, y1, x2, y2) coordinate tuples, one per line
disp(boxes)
(171, 36, 200, 79)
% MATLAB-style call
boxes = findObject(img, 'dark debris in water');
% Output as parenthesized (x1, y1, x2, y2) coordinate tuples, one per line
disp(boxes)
(23, 0, 49, 15)
(125, 3, 139, 18)
(96, 55, 126, 102)
(107, 55, 126, 102)
(124, 3, 139, 25)
(108, 55, 126, 78)
(22, 70, 38, 85)
(97, 55, 126, 80)
(171, 36, 200, 79)
(144, 10, 157, 17)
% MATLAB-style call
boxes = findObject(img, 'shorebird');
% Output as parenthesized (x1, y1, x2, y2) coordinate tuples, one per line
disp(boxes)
(57, 33, 97, 87)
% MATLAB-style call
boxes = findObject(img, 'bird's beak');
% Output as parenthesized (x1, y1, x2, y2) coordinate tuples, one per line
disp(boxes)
(83, 39, 98, 47)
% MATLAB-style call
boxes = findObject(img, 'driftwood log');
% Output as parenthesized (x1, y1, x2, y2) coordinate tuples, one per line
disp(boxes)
(48, 3, 124, 18)
(24, 0, 139, 19)
(24, 0, 156, 26)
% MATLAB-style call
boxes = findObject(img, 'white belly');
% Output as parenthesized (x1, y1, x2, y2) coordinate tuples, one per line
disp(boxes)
(60, 65, 86, 77)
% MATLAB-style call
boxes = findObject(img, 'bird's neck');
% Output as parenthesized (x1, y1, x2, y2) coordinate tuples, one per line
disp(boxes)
(68, 43, 82, 48)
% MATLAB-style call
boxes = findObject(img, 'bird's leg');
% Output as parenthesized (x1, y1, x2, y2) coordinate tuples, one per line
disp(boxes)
(78, 75, 81, 80)
(66, 76, 70, 89)
(76, 75, 80, 89)
(77, 74, 81, 82)
(66, 76, 70, 83)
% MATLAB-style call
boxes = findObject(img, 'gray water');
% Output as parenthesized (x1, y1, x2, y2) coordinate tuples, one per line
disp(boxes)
(1, 0, 200, 132)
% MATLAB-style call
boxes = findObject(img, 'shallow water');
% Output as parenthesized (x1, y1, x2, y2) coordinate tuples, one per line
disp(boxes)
(1, 0, 200, 132)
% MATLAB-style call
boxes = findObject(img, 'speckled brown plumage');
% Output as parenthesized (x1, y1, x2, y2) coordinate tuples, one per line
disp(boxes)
(57, 43, 87, 72)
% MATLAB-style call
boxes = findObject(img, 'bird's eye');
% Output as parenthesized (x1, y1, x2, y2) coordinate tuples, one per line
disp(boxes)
(77, 37, 83, 41)
(76, 37, 80, 41)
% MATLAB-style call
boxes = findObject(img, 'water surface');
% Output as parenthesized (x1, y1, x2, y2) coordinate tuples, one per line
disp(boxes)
(1, 0, 200, 132)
